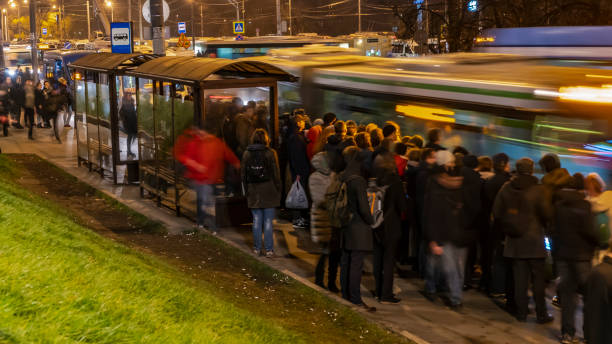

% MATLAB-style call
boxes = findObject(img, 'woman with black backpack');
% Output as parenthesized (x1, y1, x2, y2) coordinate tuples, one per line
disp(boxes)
(241, 129, 281, 258)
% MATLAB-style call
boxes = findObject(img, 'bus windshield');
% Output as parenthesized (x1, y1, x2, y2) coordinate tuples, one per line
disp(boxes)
(5, 52, 32, 67)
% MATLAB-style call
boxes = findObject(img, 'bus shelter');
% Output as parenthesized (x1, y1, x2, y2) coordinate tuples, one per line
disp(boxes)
(69, 53, 157, 184)
(125, 56, 294, 218)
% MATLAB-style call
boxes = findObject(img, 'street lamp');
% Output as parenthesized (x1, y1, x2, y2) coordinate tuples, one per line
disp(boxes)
(106, 1, 113, 22)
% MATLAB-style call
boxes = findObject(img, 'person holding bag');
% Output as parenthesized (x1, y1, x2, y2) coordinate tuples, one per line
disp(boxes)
(241, 129, 282, 258)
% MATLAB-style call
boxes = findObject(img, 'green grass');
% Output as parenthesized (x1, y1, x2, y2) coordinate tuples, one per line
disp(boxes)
(0, 162, 305, 343)
(0, 155, 409, 343)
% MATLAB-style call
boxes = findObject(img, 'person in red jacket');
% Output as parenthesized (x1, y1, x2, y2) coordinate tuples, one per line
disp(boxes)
(175, 128, 240, 233)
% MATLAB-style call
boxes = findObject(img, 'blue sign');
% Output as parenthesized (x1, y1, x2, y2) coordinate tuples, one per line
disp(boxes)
(178, 22, 186, 34)
(233, 21, 245, 34)
(235, 35, 244, 41)
(468, 0, 478, 12)
(42, 27, 47, 35)
(63, 41, 72, 49)
(110, 22, 133, 54)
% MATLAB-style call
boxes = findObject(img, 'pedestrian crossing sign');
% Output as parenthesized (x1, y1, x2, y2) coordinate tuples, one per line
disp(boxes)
(233, 21, 245, 34)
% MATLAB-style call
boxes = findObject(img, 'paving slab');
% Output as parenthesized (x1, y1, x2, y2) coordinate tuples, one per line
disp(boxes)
(0, 126, 574, 344)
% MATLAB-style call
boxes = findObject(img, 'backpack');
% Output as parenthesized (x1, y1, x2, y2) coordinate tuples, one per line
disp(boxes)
(366, 179, 388, 229)
(245, 149, 271, 184)
(594, 210, 611, 248)
(325, 174, 358, 228)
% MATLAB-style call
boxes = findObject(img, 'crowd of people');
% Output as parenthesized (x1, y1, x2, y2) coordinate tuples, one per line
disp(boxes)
(0, 69, 72, 143)
(176, 103, 612, 344)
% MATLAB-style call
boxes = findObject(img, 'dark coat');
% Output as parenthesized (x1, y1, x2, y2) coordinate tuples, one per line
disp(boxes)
(553, 189, 599, 261)
(461, 166, 483, 227)
(415, 162, 434, 234)
(241, 145, 282, 209)
(494, 175, 549, 259)
(341, 164, 375, 251)
(12, 83, 25, 106)
(424, 172, 468, 247)
(325, 134, 355, 173)
(119, 103, 137, 134)
(287, 129, 310, 181)
(584, 256, 612, 344)
(376, 173, 409, 244)
(484, 171, 512, 242)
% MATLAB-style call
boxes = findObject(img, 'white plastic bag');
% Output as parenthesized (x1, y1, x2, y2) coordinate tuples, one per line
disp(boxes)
(285, 178, 309, 209)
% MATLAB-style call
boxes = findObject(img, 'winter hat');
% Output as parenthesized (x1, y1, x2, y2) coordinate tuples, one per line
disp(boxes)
(436, 150, 455, 167)
(538, 153, 561, 173)
(515, 158, 534, 175)
(492, 153, 509, 172)
(463, 154, 478, 169)
(313, 118, 324, 126)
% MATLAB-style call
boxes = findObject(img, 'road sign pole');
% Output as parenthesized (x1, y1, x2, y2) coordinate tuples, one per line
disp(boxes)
(29, 0, 38, 83)
(150, 0, 165, 55)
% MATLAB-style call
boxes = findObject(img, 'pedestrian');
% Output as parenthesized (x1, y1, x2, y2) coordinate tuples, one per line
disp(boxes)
(369, 128, 383, 149)
(23, 79, 36, 140)
(493, 157, 554, 323)
(346, 120, 357, 138)
(287, 114, 311, 229)
(310, 152, 340, 292)
(340, 146, 376, 312)
(58, 77, 73, 128)
(12, 75, 25, 129)
(584, 239, 612, 344)
(424, 128, 445, 151)
(408, 134, 424, 149)
(554, 173, 599, 343)
(234, 101, 256, 159)
(423, 150, 468, 310)
(241, 129, 281, 258)
(415, 148, 436, 275)
(393, 142, 408, 177)
(585, 172, 612, 263)
(34, 81, 45, 128)
(119, 93, 137, 159)
(174, 127, 240, 234)
(461, 154, 483, 289)
(44, 86, 64, 143)
(372, 161, 408, 304)
(480, 153, 512, 295)
(307, 112, 336, 160)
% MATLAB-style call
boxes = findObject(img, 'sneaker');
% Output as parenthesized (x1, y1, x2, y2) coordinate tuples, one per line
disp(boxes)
(265, 251, 276, 258)
(552, 295, 561, 308)
(379, 296, 401, 304)
(357, 302, 376, 313)
(253, 249, 261, 256)
(536, 314, 554, 324)
(560, 334, 573, 344)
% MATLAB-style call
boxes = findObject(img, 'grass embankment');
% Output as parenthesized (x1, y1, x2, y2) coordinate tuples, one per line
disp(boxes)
(0, 155, 409, 344)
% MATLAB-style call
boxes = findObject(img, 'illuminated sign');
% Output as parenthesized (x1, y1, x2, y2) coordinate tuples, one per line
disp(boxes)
(110, 22, 133, 54)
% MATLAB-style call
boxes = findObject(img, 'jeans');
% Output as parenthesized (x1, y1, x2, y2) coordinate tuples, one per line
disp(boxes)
(439, 243, 468, 305)
(558, 260, 591, 336)
(194, 183, 216, 231)
(513, 258, 548, 319)
(251, 208, 275, 252)
(340, 249, 366, 305)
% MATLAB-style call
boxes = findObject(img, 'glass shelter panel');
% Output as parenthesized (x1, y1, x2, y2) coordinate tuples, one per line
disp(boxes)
(137, 78, 156, 194)
(153, 82, 175, 202)
(97, 74, 113, 172)
(174, 84, 195, 217)
(85, 78, 100, 167)
(75, 79, 88, 161)
(117, 75, 138, 161)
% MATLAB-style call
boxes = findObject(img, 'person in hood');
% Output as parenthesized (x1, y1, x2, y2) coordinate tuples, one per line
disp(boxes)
(584, 240, 612, 344)
(309, 152, 340, 292)
(480, 153, 511, 294)
(554, 173, 599, 343)
(493, 158, 554, 323)
(340, 146, 376, 312)
(241, 129, 281, 258)
(174, 127, 240, 234)
(372, 162, 408, 304)
(423, 150, 467, 310)
(325, 120, 356, 173)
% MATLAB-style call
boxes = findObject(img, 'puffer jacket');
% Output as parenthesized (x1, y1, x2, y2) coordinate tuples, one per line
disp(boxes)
(241, 144, 281, 209)
(309, 152, 333, 244)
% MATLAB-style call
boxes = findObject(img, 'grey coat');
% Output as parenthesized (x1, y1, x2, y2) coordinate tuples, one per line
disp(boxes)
(241, 145, 281, 209)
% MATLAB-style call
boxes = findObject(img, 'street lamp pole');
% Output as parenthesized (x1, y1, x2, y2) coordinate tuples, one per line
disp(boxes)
(28, 0, 38, 83)
(86, 0, 91, 41)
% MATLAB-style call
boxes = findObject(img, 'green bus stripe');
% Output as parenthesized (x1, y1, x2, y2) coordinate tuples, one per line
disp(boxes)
(318, 73, 540, 101)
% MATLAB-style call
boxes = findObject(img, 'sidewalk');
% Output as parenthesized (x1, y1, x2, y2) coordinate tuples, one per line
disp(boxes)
(0, 126, 571, 344)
